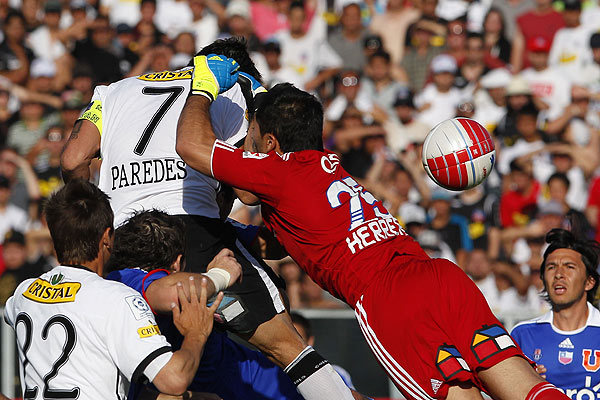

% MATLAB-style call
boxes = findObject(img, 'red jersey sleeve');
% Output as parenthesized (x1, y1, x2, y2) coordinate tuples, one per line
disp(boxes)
(588, 177, 600, 207)
(210, 139, 282, 202)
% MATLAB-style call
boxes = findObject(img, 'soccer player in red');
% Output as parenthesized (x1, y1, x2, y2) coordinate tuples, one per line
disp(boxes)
(177, 56, 570, 400)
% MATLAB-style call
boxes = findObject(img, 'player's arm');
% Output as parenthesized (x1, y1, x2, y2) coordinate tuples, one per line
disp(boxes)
(176, 55, 240, 177)
(61, 119, 100, 182)
(145, 249, 241, 313)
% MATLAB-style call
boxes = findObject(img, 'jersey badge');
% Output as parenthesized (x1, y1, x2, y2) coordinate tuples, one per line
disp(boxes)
(138, 324, 161, 338)
(138, 69, 192, 82)
(559, 350, 573, 365)
(242, 151, 269, 159)
(125, 295, 153, 320)
(582, 349, 600, 372)
(470, 324, 515, 363)
(22, 277, 81, 303)
(435, 344, 470, 380)
(559, 338, 574, 349)
(321, 154, 340, 174)
(533, 348, 542, 361)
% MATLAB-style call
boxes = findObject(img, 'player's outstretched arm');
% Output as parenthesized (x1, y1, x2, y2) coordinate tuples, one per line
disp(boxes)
(145, 249, 241, 313)
(152, 278, 223, 395)
(176, 54, 239, 176)
(61, 119, 100, 182)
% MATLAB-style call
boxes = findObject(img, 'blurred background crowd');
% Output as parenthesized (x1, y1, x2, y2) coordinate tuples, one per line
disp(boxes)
(1, 0, 600, 321)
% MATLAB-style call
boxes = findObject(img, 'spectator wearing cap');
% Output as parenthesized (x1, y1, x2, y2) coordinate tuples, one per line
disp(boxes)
(511, 0, 565, 72)
(113, 23, 139, 75)
(520, 36, 572, 127)
(361, 51, 405, 115)
(499, 159, 541, 228)
(188, 0, 220, 51)
(400, 18, 445, 91)
(378, 88, 429, 153)
(369, 0, 419, 65)
(494, 75, 535, 146)
(0, 11, 34, 85)
(328, 3, 369, 72)
(26, 124, 66, 199)
(548, 0, 593, 82)
(414, 54, 462, 128)
(27, 1, 67, 62)
(426, 188, 473, 267)
(472, 68, 511, 132)
(0, 229, 47, 306)
(275, 1, 342, 91)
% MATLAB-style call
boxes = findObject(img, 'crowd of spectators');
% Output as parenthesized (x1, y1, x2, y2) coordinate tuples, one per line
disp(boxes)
(1, 0, 600, 320)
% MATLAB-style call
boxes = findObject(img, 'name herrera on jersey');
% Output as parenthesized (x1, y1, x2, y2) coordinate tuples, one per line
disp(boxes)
(346, 217, 406, 254)
(111, 158, 187, 190)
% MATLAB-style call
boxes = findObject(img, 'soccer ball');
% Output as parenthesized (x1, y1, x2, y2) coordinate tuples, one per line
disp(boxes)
(421, 118, 495, 191)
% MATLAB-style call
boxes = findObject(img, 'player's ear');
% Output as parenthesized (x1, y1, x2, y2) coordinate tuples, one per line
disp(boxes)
(171, 254, 183, 272)
(585, 275, 596, 292)
(264, 133, 279, 153)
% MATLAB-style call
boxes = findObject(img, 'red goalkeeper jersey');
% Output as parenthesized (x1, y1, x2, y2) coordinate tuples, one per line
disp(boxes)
(211, 140, 427, 305)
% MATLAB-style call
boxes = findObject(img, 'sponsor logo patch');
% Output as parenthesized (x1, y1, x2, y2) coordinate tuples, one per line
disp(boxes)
(138, 69, 192, 82)
(23, 278, 81, 303)
(435, 344, 470, 380)
(138, 324, 161, 338)
(125, 295, 153, 320)
(471, 324, 516, 363)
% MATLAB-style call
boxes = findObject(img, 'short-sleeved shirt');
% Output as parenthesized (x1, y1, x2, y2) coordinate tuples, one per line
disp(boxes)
(4, 265, 172, 399)
(80, 68, 249, 226)
(210, 142, 427, 305)
(511, 304, 600, 398)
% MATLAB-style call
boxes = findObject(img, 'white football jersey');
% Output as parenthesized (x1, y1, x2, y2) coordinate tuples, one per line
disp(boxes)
(4, 266, 173, 400)
(83, 67, 249, 226)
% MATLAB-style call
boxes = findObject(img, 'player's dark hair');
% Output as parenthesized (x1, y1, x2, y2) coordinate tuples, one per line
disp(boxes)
(193, 37, 262, 83)
(290, 311, 313, 340)
(107, 210, 185, 272)
(540, 228, 600, 304)
(548, 172, 570, 190)
(44, 179, 113, 264)
(254, 83, 324, 152)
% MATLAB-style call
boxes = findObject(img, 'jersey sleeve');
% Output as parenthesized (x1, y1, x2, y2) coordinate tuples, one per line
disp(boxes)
(103, 285, 173, 383)
(210, 85, 247, 146)
(210, 140, 282, 202)
(106, 268, 169, 295)
(78, 86, 107, 136)
(227, 219, 260, 247)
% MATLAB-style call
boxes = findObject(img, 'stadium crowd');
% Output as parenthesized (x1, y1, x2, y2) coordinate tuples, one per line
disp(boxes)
(0, 0, 599, 321)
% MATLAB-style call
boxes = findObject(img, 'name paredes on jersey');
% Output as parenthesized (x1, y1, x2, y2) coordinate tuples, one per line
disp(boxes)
(345, 217, 406, 254)
(110, 158, 187, 190)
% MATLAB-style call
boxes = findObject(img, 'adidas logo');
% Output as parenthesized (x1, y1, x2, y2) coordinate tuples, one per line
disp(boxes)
(431, 379, 442, 394)
(559, 338, 574, 349)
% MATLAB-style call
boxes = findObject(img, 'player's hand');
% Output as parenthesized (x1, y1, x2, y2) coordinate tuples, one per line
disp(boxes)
(207, 248, 242, 287)
(535, 364, 547, 379)
(238, 71, 267, 97)
(191, 54, 240, 102)
(171, 276, 223, 340)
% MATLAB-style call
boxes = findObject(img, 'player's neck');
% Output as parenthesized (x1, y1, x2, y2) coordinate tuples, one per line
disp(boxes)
(62, 259, 102, 276)
(552, 299, 589, 331)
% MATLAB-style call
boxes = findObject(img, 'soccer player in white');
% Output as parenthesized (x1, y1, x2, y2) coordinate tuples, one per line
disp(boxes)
(60, 38, 355, 400)
(3, 179, 240, 399)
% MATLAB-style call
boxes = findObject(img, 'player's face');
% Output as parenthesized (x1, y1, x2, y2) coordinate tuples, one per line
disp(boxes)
(543, 248, 594, 310)
(246, 116, 268, 153)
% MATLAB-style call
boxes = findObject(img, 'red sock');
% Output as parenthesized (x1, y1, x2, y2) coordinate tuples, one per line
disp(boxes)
(526, 382, 569, 400)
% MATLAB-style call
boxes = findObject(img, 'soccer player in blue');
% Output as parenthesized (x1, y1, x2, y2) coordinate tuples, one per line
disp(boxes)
(105, 210, 305, 400)
(511, 228, 600, 399)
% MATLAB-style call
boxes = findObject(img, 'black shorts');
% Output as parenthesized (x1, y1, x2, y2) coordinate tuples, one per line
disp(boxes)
(176, 215, 286, 334)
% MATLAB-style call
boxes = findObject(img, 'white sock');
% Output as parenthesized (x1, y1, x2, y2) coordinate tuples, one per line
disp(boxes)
(284, 346, 354, 400)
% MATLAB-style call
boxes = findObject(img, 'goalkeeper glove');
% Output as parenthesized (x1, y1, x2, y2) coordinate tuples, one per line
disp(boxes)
(191, 54, 240, 101)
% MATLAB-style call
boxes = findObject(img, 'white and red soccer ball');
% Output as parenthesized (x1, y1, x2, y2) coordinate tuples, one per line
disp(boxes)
(422, 118, 495, 191)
